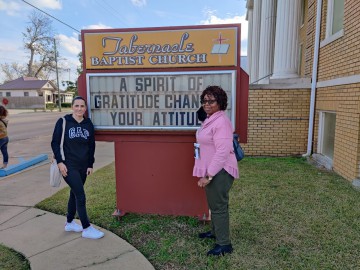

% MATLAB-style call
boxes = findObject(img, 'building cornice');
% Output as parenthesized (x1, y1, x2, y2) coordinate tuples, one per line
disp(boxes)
(317, 74, 360, 88)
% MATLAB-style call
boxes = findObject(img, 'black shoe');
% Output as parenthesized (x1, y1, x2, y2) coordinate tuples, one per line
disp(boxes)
(207, 244, 233, 256)
(198, 231, 215, 239)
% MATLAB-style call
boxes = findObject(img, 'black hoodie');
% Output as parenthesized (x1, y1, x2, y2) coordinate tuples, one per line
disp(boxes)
(51, 114, 95, 169)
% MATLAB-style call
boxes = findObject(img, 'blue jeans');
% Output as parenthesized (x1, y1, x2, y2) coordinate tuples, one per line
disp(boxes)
(0, 136, 9, 164)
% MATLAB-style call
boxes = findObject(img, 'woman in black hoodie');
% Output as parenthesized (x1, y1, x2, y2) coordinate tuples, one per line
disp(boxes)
(51, 96, 104, 239)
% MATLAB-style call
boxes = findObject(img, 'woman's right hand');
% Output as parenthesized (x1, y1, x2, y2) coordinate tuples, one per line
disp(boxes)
(57, 162, 68, 177)
(197, 177, 211, 188)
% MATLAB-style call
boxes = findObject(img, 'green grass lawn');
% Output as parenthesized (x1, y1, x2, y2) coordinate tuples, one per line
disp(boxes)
(20, 157, 360, 269)
(0, 245, 30, 270)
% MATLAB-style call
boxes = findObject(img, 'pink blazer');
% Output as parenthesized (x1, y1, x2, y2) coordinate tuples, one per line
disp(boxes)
(193, 111, 239, 179)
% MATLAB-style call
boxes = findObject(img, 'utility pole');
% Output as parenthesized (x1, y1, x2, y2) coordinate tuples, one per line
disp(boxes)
(66, 68, 70, 82)
(54, 38, 61, 112)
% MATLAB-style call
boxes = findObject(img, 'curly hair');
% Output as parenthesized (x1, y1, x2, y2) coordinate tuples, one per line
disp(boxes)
(200, 85, 228, 110)
(0, 106, 8, 117)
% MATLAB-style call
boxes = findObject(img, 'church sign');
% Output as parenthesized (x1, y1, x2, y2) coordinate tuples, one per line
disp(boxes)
(83, 27, 238, 69)
(82, 24, 240, 131)
(87, 70, 236, 130)
(79, 24, 246, 218)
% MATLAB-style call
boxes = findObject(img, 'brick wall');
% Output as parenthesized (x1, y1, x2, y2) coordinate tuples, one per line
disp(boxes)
(245, 87, 310, 156)
(313, 84, 360, 180)
(307, 0, 360, 181)
(299, 0, 309, 77)
(318, 1, 360, 81)
(244, 0, 360, 182)
(305, 0, 317, 77)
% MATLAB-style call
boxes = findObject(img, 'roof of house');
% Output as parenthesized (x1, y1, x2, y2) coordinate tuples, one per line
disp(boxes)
(0, 77, 57, 90)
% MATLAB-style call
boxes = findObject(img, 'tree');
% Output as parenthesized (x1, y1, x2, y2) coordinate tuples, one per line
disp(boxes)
(77, 51, 83, 76)
(1, 63, 27, 82)
(0, 11, 57, 82)
(62, 80, 78, 96)
(23, 11, 57, 78)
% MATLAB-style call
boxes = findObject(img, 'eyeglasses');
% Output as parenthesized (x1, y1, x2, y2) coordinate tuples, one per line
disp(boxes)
(201, 99, 217, 105)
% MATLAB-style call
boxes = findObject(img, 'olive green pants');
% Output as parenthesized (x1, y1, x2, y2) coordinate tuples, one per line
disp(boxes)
(205, 169, 234, 245)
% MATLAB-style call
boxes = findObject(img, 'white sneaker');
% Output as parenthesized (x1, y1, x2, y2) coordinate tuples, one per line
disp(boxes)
(64, 221, 83, 232)
(82, 225, 104, 239)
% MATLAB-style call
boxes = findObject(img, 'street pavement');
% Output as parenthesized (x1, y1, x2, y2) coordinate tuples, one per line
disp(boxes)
(0, 111, 155, 270)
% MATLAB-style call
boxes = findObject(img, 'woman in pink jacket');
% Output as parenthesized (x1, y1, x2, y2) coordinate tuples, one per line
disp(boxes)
(193, 85, 239, 256)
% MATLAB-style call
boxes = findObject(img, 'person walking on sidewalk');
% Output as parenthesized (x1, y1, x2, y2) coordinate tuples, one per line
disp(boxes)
(51, 96, 104, 239)
(0, 105, 9, 169)
(193, 85, 239, 256)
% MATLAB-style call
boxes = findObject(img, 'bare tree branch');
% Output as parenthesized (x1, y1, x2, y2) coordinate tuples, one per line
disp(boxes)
(0, 11, 60, 84)
(0, 62, 27, 82)
(23, 11, 55, 77)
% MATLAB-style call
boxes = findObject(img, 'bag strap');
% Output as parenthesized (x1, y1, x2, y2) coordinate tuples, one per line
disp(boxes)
(60, 117, 66, 160)
(0, 119, 7, 128)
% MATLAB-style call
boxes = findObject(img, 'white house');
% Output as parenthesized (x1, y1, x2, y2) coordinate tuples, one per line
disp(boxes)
(0, 77, 57, 102)
(0, 77, 74, 105)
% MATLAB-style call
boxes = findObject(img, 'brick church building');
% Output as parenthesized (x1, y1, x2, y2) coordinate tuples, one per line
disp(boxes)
(245, 0, 360, 182)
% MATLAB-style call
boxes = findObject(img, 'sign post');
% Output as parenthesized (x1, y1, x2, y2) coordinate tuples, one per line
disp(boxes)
(79, 24, 248, 219)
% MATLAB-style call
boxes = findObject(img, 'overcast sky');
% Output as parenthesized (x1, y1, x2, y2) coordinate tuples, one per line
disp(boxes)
(0, 0, 248, 84)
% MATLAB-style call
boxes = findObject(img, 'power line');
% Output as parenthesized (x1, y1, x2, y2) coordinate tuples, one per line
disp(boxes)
(94, 0, 130, 27)
(21, 0, 80, 33)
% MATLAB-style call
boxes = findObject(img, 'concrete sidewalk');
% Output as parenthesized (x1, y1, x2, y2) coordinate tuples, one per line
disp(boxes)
(0, 142, 155, 270)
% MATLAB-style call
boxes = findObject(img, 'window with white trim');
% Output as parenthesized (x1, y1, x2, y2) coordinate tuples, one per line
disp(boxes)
(24, 92, 29, 96)
(318, 111, 336, 160)
(300, 0, 306, 26)
(298, 43, 303, 75)
(326, 0, 344, 37)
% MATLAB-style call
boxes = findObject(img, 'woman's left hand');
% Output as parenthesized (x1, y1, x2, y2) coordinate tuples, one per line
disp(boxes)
(198, 177, 211, 188)
(87, 168, 93, 175)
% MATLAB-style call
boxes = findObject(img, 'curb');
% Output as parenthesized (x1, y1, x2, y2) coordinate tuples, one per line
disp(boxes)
(0, 154, 48, 177)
